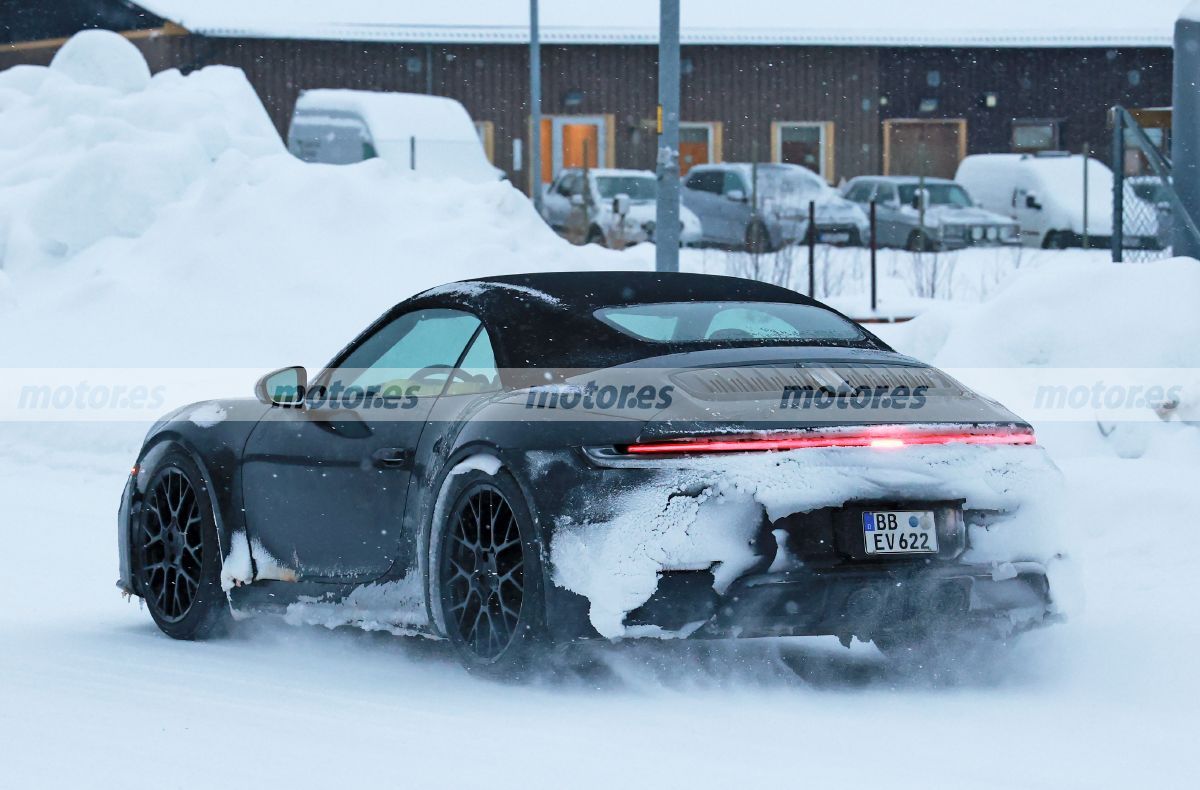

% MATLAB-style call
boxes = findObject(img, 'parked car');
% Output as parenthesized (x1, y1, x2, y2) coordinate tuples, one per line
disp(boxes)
(955, 152, 1159, 249)
(287, 89, 503, 183)
(541, 168, 701, 247)
(841, 176, 1019, 251)
(682, 163, 869, 252)
(118, 272, 1061, 675)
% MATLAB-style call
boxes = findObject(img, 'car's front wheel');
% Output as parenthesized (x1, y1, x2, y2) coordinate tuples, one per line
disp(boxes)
(136, 450, 230, 640)
(433, 469, 547, 677)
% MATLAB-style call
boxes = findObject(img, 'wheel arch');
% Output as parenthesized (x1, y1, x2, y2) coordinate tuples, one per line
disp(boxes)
(419, 442, 547, 638)
(126, 431, 240, 600)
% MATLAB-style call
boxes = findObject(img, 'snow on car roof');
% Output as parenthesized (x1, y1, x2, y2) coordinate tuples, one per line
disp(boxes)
(135, 0, 1181, 48)
(562, 168, 654, 179)
(294, 89, 479, 141)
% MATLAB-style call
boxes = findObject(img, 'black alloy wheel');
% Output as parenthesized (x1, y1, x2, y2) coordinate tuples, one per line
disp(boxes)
(442, 486, 525, 659)
(141, 468, 204, 622)
(437, 472, 545, 675)
(137, 451, 229, 639)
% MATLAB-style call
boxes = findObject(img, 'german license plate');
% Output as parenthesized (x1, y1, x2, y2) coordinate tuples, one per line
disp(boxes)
(819, 231, 851, 244)
(862, 510, 938, 555)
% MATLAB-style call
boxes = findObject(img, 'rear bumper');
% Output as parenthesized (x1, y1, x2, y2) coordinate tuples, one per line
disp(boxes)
(647, 562, 1053, 642)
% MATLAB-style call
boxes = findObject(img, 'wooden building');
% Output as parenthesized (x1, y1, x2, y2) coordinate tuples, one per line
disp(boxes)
(2, 1, 1182, 190)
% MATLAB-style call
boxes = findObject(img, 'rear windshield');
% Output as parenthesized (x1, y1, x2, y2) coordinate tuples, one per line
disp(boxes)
(595, 301, 865, 344)
(596, 175, 656, 201)
(898, 182, 972, 207)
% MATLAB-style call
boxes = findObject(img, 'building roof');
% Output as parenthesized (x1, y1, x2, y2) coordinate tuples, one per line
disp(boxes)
(133, 0, 1184, 49)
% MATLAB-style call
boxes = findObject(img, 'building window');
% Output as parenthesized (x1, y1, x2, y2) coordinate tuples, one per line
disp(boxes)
(679, 122, 723, 175)
(770, 121, 835, 182)
(1011, 119, 1061, 152)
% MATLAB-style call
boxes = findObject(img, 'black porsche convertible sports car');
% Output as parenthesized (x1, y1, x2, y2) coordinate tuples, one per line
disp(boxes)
(118, 272, 1061, 674)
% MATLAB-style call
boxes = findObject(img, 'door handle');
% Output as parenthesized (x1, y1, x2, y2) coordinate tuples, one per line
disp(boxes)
(371, 447, 409, 469)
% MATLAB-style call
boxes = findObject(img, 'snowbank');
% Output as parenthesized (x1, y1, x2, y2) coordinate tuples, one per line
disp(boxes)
(0, 35, 640, 374)
(890, 259, 1200, 460)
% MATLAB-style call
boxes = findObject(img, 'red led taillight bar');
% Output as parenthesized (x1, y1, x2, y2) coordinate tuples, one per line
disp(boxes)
(623, 426, 1035, 455)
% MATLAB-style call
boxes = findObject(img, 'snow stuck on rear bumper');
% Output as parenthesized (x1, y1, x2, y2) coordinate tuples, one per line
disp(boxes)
(550, 444, 1071, 639)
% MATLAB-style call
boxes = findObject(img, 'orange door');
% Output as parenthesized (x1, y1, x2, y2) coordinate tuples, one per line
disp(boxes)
(679, 126, 711, 175)
(540, 118, 553, 183)
(561, 123, 600, 170)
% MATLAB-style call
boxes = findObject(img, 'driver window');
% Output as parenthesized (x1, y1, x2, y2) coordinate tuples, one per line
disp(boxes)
(327, 309, 481, 400)
(444, 328, 502, 396)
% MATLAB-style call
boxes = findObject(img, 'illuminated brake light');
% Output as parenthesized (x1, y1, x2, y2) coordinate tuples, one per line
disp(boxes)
(624, 426, 1035, 455)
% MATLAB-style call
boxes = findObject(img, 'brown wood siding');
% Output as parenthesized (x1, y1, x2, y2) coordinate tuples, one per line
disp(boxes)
(170, 40, 882, 184)
(877, 47, 1173, 158)
(1, 35, 1174, 187)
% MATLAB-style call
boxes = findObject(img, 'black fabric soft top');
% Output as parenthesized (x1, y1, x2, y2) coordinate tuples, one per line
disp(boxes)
(407, 271, 879, 371)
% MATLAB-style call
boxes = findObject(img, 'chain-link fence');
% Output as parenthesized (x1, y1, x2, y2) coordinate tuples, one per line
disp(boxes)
(1111, 106, 1200, 262)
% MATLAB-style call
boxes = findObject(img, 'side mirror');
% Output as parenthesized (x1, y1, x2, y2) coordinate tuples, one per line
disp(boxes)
(725, 189, 747, 203)
(612, 193, 631, 216)
(1025, 193, 1043, 210)
(255, 366, 307, 407)
(911, 190, 927, 210)
(569, 193, 585, 208)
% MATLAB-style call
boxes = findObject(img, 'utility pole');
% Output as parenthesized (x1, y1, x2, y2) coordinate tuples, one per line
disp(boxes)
(530, 0, 543, 212)
(1174, 8, 1200, 258)
(655, 0, 681, 272)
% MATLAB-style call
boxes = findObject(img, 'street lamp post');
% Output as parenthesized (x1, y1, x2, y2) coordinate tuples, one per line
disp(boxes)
(655, 0, 681, 272)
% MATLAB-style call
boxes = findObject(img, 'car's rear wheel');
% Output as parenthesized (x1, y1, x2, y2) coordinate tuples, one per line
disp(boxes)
(1043, 230, 1071, 249)
(136, 450, 229, 640)
(745, 219, 773, 253)
(434, 470, 546, 677)
(906, 230, 933, 252)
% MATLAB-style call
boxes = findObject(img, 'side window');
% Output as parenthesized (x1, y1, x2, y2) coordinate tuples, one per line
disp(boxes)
(555, 174, 573, 196)
(845, 182, 875, 203)
(559, 172, 583, 195)
(445, 328, 502, 396)
(877, 184, 899, 205)
(326, 309, 481, 400)
(686, 170, 721, 194)
(722, 171, 748, 196)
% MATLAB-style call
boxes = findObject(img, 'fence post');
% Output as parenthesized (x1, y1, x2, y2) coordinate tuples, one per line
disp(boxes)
(869, 199, 878, 313)
(1082, 141, 1089, 246)
(807, 200, 816, 297)
(1112, 113, 1124, 262)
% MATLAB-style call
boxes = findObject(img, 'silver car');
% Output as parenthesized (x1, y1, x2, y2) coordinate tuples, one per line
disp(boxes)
(682, 163, 869, 252)
(841, 176, 1019, 251)
(541, 168, 702, 248)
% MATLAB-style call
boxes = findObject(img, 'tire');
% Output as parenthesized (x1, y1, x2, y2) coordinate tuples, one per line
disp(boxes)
(135, 449, 230, 640)
(906, 231, 932, 252)
(432, 469, 547, 678)
(1042, 230, 1070, 250)
(585, 225, 606, 247)
(745, 219, 773, 254)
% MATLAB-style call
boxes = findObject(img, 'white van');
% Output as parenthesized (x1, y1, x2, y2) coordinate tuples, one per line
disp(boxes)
(287, 89, 503, 183)
(955, 152, 1159, 249)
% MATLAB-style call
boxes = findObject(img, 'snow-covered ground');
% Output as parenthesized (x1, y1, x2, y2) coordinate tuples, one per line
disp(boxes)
(1, 33, 1197, 789)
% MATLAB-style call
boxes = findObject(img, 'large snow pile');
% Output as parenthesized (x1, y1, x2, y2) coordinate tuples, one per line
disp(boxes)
(890, 259, 1200, 460)
(0, 33, 637, 372)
